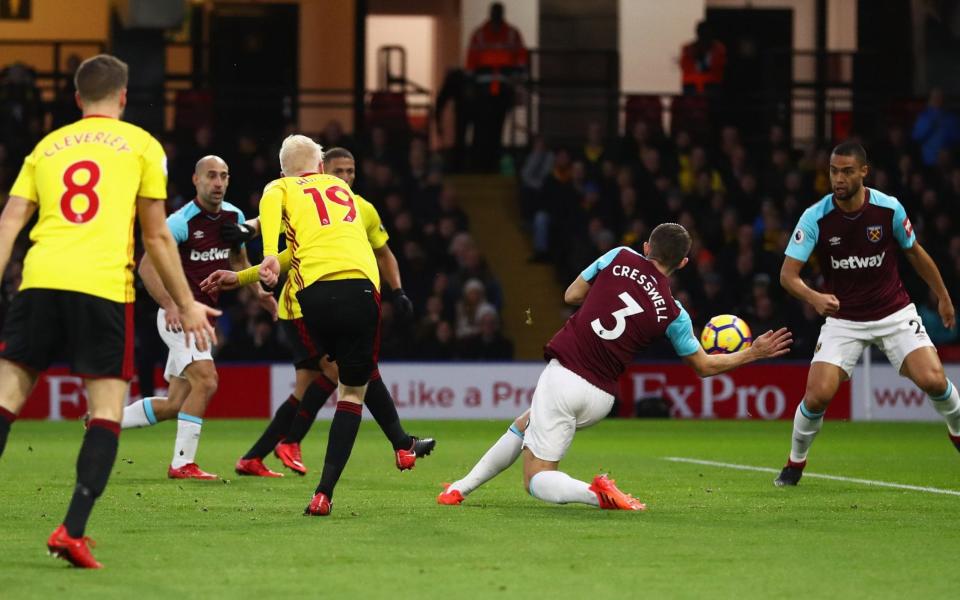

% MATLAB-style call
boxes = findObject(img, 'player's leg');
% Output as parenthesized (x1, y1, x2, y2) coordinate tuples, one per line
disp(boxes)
(900, 347, 960, 450)
(284, 357, 338, 444)
(439, 410, 529, 504)
(168, 359, 218, 479)
(0, 360, 39, 458)
(364, 368, 436, 470)
(121, 377, 190, 428)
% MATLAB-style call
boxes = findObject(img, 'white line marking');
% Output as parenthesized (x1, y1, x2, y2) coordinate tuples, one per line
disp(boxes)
(663, 457, 960, 497)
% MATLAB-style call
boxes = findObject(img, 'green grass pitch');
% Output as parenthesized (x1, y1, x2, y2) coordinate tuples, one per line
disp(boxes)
(2, 418, 959, 598)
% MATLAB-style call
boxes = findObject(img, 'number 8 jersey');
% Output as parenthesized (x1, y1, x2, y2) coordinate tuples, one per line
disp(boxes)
(259, 172, 379, 291)
(9, 115, 167, 303)
(544, 246, 700, 395)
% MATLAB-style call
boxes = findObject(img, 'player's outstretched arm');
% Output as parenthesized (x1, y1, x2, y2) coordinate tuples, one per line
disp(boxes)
(683, 328, 793, 378)
(0, 196, 37, 276)
(137, 197, 219, 351)
(780, 257, 839, 317)
(904, 243, 956, 329)
(230, 246, 278, 321)
(200, 248, 293, 295)
(564, 276, 592, 305)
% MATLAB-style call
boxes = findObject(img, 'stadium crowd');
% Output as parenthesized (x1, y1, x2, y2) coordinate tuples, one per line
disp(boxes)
(519, 114, 960, 358)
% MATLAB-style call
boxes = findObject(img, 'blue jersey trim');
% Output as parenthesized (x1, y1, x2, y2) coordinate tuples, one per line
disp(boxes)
(867, 188, 915, 249)
(580, 246, 640, 282)
(785, 195, 834, 262)
(167, 202, 202, 245)
(665, 304, 700, 357)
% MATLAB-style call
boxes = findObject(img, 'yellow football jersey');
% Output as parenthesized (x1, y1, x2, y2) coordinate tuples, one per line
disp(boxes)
(277, 194, 387, 320)
(260, 173, 379, 309)
(9, 116, 167, 303)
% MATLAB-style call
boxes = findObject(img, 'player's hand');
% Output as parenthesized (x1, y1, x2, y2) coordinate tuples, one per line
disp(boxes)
(938, 295, 956, 330)
(163, 305, 183, 333)
(390, 287, 414, 320)
(258, 290, 279, 322)
(259, 255, 280, 289)
(221, 221, 257, 244)
(750, 327, 793, 360)
(812, 293, 840, 317)
(200, 270, 241, 294)
(178, 301, 221, 352)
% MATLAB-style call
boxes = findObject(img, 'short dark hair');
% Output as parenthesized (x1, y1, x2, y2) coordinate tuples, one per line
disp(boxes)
(831, 141, 868, 166)
(75, 54, 128, 103)
(324, 147, 355, 162)
(647, 223, 691, 269)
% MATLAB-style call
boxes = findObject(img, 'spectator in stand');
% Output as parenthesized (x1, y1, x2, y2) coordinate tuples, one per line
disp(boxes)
(419, 321, 458, 360)
(520, 135, 554, 222)
(455, 278, 497, 339)
(680, 21, 727, 96)
(579, 121, 607, 180)
(912, 87, 960, 168)
(0, 62, 42, 160)
(460, 306, 514, 360)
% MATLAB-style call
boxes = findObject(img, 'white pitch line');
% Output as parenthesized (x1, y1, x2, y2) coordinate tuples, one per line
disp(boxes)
(663, 457, 960, 497)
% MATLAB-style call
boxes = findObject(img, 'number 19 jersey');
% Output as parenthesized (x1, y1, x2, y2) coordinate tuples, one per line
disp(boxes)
(9, 115, 167, 303)
(544, 247, 700, 395)
(259, 172, 379, 291)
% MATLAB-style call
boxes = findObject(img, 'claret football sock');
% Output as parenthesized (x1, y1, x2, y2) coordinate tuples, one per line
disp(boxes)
(121, 397, 160, 429)
(63, 419, 119, 538)
(0, 406, 16, 458)
(448, 424, 524, 496)
(363, 374, 412, 451)
(243, 395, 299, 460)
(314, 401, 363, 499)
(171, 413, 203, 469)
(789, 400, 824, 463)
(285, 377, 335, 444)
(929, 380, 960, 436)
(528, 470, 598, 506)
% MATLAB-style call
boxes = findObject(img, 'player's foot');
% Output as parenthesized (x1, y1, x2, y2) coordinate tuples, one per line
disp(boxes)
(950, 433, 960, 453)
(274, 442, 307, 475)
(437, 483, 465, 505)
(235, 457, 284, 478)
(774, 460, 806, 487)
(167, 463, 218, 480)
(304, 492, 332, 516)
(395, 436, 437, 471)
(589, 474, 647, 511)
(47, 524, 102, 569)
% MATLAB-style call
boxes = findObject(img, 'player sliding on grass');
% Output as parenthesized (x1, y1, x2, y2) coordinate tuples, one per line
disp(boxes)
(119, 155, 276, 481)
(439, 224, 792, 509)
(775, 142, 958, 487)
(201, 147, 434, 478)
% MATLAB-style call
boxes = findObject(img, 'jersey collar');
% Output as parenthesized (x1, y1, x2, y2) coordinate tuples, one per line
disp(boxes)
(832, 188, 870, 217)
(82, 114, 117, 120)
(193, 198, 223, 217)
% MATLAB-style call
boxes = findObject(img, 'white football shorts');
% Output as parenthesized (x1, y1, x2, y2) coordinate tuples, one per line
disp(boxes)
(157, 308, 213, 381)
(523, 359, 615, 462)
(813, 303, 934, 377)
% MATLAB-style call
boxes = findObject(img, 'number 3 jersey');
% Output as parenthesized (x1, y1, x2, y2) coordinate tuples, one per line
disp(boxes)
(259, 172, 379, 292)
(544, 247, 700, 395)
(9, 115, 167, 303)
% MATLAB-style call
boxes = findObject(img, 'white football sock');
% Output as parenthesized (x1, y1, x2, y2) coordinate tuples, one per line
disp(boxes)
(121, 397, 160, 429)
(448, 424, 524, 496)
(171, 413, 202, 468)
(528, 470, 599, 507)
(789, 400, 824, 463)
(930, 380, 960, 436)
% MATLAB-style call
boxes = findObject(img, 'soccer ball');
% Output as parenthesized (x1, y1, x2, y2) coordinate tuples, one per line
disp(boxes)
(700, 314, 752, 354)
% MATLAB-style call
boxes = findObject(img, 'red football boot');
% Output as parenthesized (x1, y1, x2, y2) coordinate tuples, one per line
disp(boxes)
(950, 433, 960, 453)
(274, 442, 307, 475)
(235, 457, 284, 478)
(304, 492, 332, 516)
(437, 483, 465, 505)
(589, 474, 647, 511)
(395, 436, 437, 471)
(47, 524, 102, 569)
(167, 463, 218, 480)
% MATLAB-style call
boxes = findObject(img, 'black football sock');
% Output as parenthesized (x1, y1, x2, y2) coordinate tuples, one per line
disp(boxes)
(63, 420, 119, 538)
(314, 401, 362, 499)
(285, 375, 336, 444)
(242, 395, 299, 460)
(0, 406, 15, 458)
(364, 374, 413, 451)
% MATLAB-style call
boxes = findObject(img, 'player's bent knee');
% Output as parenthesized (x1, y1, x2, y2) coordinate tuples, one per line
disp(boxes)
(914, 367, 947, 396)
(337, 361, 373, 388)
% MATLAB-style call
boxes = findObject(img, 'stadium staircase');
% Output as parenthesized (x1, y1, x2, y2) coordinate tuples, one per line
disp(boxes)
(447, 174, 567, 360)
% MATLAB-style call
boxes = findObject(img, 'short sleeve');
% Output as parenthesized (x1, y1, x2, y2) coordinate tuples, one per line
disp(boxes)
(892, 201, 916, 249)
(166, 212, 188, 245)
(665, 306, 700, 357)
(9, 150, 38, 203)
(138, 136, 168, 199)
(784, 209, 819, 262)
(357, 196, 389, 249)
(580, 247, 626, 282)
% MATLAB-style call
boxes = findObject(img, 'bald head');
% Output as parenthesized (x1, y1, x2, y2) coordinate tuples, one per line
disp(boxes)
(193, 155, 229, 209)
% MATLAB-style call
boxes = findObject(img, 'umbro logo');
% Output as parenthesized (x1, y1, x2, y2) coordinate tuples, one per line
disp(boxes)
(193, 230, 205, 239)
(829, 236, 842, 246)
